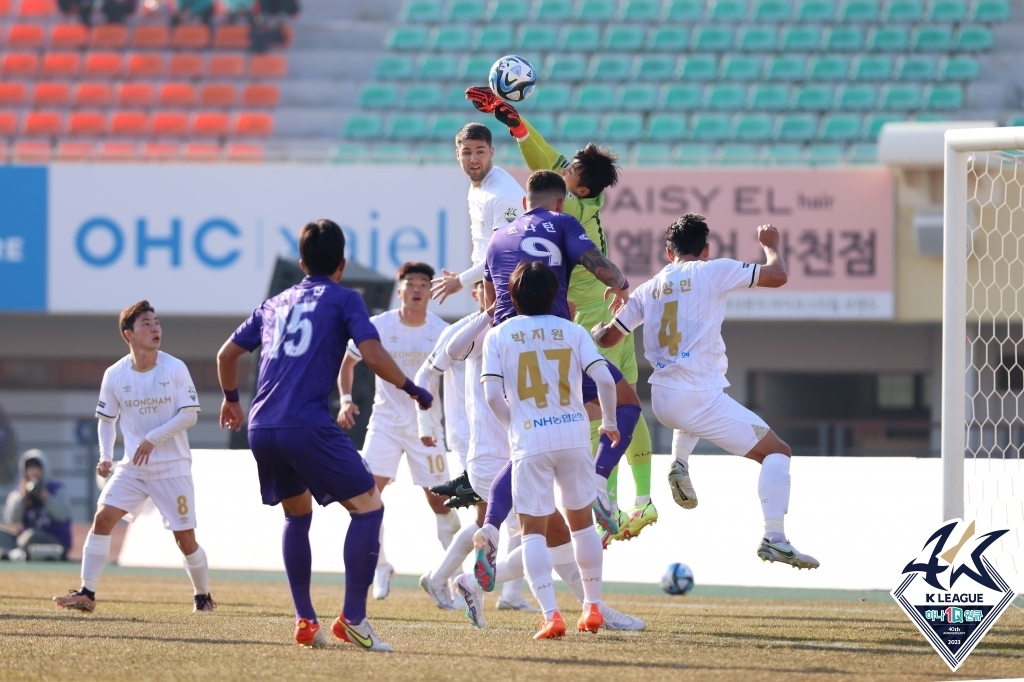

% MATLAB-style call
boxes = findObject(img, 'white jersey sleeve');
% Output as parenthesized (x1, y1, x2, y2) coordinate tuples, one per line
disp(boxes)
(174, 361, 201, 413)
(612, 278, 657, 335)
(705, 258, 760, 293)
(96, 366, 121, 422)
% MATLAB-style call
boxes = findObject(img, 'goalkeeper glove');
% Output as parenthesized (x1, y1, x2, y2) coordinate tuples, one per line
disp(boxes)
(466, 86, 529, 141)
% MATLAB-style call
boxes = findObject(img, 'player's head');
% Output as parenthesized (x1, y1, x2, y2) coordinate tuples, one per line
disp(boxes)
(509, 261, 558, 316)
(397, 261, 435, 313)
(456, 122, 494, 185)
(525, 170, 566, 212)
(562, 143, 619, 199)
(119, 300, 160, 350)
(471, 280, 486, 313)
(299, 219, 347, 280)
(665, 213, 711, 262)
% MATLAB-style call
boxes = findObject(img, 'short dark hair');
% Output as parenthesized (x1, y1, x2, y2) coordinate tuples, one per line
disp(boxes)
(119, 300, 155, 337)
(456, 122, 492, 147)
(573, 143, 619, 197)
(526, 170, 566, 202)
(509, 261, 558, 316)
(666, 213, 710, 258)
(397, 261, 435, 281)
(299, 219, 346, 276)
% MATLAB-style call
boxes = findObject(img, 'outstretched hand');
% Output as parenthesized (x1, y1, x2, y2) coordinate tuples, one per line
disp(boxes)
(466, 87, 523, 131)
(430, 269, 463, 304)
(604, 285, 629, 315)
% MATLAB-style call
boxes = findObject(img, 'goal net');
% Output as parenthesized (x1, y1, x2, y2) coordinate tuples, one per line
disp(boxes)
(944, 127, 1024, 599)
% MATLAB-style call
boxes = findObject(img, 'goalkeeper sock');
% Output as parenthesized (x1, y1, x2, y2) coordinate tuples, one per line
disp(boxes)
(626, 416, 652, 505)
(594, 404, 642, 479)
(758, 454, 791, 544)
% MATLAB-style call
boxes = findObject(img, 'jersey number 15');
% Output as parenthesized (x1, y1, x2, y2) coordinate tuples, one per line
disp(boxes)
(517, 349, 572, 409)
(268, 302, 318, 360)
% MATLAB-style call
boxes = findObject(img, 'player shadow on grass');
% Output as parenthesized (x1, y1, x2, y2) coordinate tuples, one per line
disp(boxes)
(0, 630, 293, 647)
(453, 652, 847, 675)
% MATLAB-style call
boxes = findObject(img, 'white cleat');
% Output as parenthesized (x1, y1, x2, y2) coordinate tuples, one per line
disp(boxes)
(757, 538, 820, 570)
(592, 485, 619, 535)
(453, 573, 488, 629)
(419, 573, 457, 610)
(599, 602, 646, 631)
(331, 615, 394, 652)
(667, 461, 698, 509)
(496, 593, 540, 612)
(372, 563, 395, 600)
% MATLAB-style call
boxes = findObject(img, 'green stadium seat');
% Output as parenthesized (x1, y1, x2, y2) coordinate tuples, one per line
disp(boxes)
(516, 25, 558, 51)
(747, 83, 791, 109)
(673, 144, 716, 165)
(717, 144, 760, 164)
(779, 25, 821, 50)
(473, 26, 514, 51)
(649, 26, 690, 51)
(710, 0, 750, 20)
(938, 56, 979, 81)
(731, 113, 773, 140)
(429, 113, 468, 140)
(429, 25, 471, 51)
(576, 0, 617, 20)
(616, 83, 659, 110)
(633, 55, 678, 81)
(442, 85, 472, 109)
(883, 0, 923, 20)
(402, 83, 443, 109)
(478, 117, 510, 139)
(808, 55, 850, 80)
(531, 83, 572, 110)
(763, 55, 807, 81)
(459, 55, 493, 80)
(805, 144, 845, 165)
(690, 113, 732, 141)
(331, 143, 369, 163)
(373, 144, 419, 163)
(446, 0, 486, 21)
(533, 0, 573, 20)
(720, 55, 763, 80)
(913, 113, 948, 121)
(386, 114, 428, 139)
(822, 26, 864, 51)
(792, 84, 834, 109)
(839, 0, 880, 21)
(601, 113, 644, 141)
(525, 113, 556, 138)
(847, 142, 878, 163)
(560, 25, 600, 51)
(794, 0, 835, 20)
(1006, 114, 1024, 127)
(632, 143, 673, 165)
(385, 25, 429, 50)
(924, 84, 964, 109)
(488, 0, 530, 20)
(753, 0, 793, 21)
(850, 55, 893, 81)
(660, 83, 703, 109)
(604, 25, 645, 51)
(359, 83, 399, 109)
(574, 84, 617, 110)
(691, 25, 734, 51)
(416, 54, 459, 80)
(894, 55, 937, 81)
(557, 113, 600, 139)
(374, 55, 415, 80)
(774, 113, 817, 140)
(679, 55, 719, 81)
(762, 144, 804, 164)
(705, 83, 747, 109)
(818, 113, 862, 140)
(645, 113, 688, 140)
(544, 54, 587, 80)
(866, 26, 909, 51)
(970, 0, 1010, 21)
(736, 25, 778, 51)
(879, 83, 921, 109)
(835, 84, 878, 109)
(621, 0, 662, 21)
(589, 54, 633, 81)
(862, 112, 902, 138)
(401, 0, 442, 22)
(927, 0, 966, 19)
(911, 25, 952, 51)
(416, 142, 455, 163)
(953, 25, 994, 52)
(665, 0, 705, 21)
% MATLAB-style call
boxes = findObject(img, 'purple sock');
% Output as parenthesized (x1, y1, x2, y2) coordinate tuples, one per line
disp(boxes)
(283, 512, 316, 622)
(483, 461, 513, 530)
(595, 404, 643, 479)
(343, 505, 384, 624)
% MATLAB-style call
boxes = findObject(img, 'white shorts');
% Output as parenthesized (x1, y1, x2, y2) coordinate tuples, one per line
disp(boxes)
(468, 455, 519, 536)
(363, 427, 448, 488)
(451, 450, 468, 472)
(652, 386, 770, 457)
(512, 447, 596, 517)
(99, 468, 196, 531)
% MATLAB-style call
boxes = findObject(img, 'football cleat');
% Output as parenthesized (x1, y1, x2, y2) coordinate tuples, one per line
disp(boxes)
(294, 618, 327, 648)
(472, 523, 499, 592)
(599, 509, 630, 549)
(331, 615, 393, 652)
(534, 612, 566, 640)
(443, 491, 482, 510)
(453, 573, 488, 629)
(372, 563, 395, 600)
(53, 589, 95, 613)
(430, 470, 473, 498)
(592, 486, 619, 537)
(599, 603, 645, 631)
(667, 461, 698, 509)
(419, 573, 457, 610)
(193, 593, 216, 613)
(496, 593, 540, 612)
(622, 501, 658, 540)
(577, 603, 603, 634)
(757, 539, 820, 570)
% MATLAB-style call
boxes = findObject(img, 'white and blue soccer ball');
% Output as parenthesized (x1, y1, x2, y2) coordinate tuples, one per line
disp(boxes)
(661, 562, 695, 596)
(489, 55, 537, 103)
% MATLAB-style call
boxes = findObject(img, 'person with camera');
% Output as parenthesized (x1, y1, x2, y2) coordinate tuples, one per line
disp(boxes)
(1, 450, 72, 561)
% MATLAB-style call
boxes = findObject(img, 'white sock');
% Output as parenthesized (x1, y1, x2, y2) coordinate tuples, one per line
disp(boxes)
(377, 523, 388, 568)
(436, 510, 461, 549)
(183, 546, 210, 595)
(495, 544, 524, 583)
(500, 533, 525, 599)
(758, 453, 791, 543)
(550, 541, 585, 603)
(521, 534, 558, 619)
(635, 495, 651, 506)
(672, 430, 691, 467)
(570, 527, 603, 607)
(81, 532, 111, 593)
(431, 522, 477, 584)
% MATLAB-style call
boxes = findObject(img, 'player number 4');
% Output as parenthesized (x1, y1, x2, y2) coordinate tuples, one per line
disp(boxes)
(268, 302, 319, 359)
(517, 349, 572, 409)
(658, 301, 682, 357)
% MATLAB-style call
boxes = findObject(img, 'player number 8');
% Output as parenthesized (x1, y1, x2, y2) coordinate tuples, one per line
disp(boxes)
(177, 495, 189, 516)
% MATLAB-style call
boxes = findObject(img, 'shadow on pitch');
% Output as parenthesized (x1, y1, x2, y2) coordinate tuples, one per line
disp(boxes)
(0, 630, 292, 647)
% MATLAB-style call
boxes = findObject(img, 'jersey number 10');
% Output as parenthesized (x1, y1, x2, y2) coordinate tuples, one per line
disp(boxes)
(517, 349, 572, 409)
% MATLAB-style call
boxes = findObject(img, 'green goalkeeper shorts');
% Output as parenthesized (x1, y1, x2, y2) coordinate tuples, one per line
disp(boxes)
(574, 299, 639, 385)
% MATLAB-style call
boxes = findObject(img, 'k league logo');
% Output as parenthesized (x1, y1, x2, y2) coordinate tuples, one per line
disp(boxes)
(891, 518, 1017, 671)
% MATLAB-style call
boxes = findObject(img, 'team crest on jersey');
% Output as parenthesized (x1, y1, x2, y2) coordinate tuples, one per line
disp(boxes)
(891, 518, 1017, 671)
(187, 386, 197, 401)
(504, 207, 518, 223)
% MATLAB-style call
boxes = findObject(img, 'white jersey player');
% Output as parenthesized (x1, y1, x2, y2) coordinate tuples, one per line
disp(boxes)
(593, 214, 819, 570)
(53, 301, 213, 614)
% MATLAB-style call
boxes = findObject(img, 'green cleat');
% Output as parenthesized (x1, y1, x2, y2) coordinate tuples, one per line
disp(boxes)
(622, 501, 658, 540)
(599, 509, 630, 549)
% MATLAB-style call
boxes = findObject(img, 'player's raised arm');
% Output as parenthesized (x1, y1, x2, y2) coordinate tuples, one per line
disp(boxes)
(755, 224, 788, 288)
(577, 247, 630, 313)
(413, 358, 444, 447)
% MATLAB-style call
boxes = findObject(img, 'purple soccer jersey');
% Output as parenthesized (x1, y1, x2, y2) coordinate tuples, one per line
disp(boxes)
(230, 275, 380, 429)
(484, 207, 597, 325)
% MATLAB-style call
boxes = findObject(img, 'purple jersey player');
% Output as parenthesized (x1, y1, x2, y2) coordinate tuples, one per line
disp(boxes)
(216, 219, 431, 653)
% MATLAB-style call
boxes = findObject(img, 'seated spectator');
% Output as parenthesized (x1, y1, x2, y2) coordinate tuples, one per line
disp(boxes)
(250, 0, 298, 52)
(1, 450, 72, 561)
(59, 0, 137, 25)
(223, 0, 255, 22)
(172, 0, 214, 26)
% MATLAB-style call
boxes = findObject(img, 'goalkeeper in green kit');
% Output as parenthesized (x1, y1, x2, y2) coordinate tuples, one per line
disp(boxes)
(467, 86, 656, 544)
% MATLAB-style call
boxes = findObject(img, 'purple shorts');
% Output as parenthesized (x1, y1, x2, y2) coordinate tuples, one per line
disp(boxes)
(581, 360, 623, 404)
(248, 426, 376, 507)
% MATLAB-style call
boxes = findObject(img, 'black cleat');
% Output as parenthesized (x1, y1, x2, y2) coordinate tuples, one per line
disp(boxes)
(444, 491, 482, 509)
(193, 593, 216, 613)
(430, 470, 473, 498)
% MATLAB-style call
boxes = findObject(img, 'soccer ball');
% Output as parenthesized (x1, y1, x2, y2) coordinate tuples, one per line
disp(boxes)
(489, 55, 537, 103)
(661, 562, 695, 595)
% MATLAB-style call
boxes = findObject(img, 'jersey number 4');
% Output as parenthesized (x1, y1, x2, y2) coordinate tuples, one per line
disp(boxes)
(658, 300, 682, 357)
(268, 302, 318, 359)
(517, 349, 572, 409)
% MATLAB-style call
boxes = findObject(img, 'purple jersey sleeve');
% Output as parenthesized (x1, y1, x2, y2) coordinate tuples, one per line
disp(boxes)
(560, 215, 596, 265)
(230, 306, 264, 352)
(340, 292, 380, 346)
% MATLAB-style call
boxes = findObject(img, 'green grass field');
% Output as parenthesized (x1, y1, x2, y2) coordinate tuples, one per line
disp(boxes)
(2, 564, 1022, 681)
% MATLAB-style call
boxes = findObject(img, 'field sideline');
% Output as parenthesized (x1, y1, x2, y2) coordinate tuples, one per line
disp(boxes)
(2, 565, 1023, 681)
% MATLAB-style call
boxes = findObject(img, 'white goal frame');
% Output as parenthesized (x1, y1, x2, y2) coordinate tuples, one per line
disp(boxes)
(942, 127, 1024, 522)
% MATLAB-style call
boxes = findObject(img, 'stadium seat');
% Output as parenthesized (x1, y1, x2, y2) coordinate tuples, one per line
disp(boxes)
(126, 53, 164, 78)
(883, 0, 924, 20)
(2, 53, 39, 78)
(621, 0, 661, 21)
(132, 25, 170, 49)
(720, 55, 762, 81)
(589, 54, 633, 81)
(879, 83, 921, 109)
(648, 26, 689, 52)
(516, 25, 558, 51)
(633, 54, 676, 81)
(84, 52, 123, 78)
(557, 113, 600, 139)
(249, 54, 287, 79)
(41, 53, 81, 78)
(895, 55, 937, 81)
(522, 113, 555, 138)
(834, 83, 877, 109)
(839, 0, 880, 21)
(428, 113, 465, 139)
(645, 113, 688, 141)
(660, 83, 703, 110)
(8, 23, 44, 48)
(716, 144, 760, 165)
(791, 84, 834, 109)
(691, 25, 734, 51)
(534, 0, 573, 20)
(242, 84, 279, 108)
(23, 110, 62, 136)
(867, 26, 908, 51)
(442, 85, 471, 109)
(850, 55, 893, 80)
(0, 83, 26, 106)
(747, 83, 790, 109)
(209, 54, 246, 78)
(731, 113, 773, 141)
(141, 142, 179, 161)
(576, 0, 617, 19)
(402, 83, 443, 109)
(762, 143, 803, 164)
(233, 112, 273, 137)
(180, 143, 221, 161)
(200, 83, 238, 107)
(778, 25, 820, 50)
(33, 82, 70, 107)
(67, 111, 105, 137)
(939, 56, 979, 80)
(664, 0, 704, 21)
(214, 24, 251, 50)
(631, 142, 673, 165)
(911, 25, 952, 51)
(600, 113, 643, 141)
(927, 0, 966, 19)
(160, 82, 198, 108)
(969, 0, 1009, 21)
(191, 111, 230, 137)
(924, 84, 964, 109)
(19, 0, 55, 15)
(794, 0, 835, 20)
(954, 25, 993, 51)
(169, 54, 204, 78)
(74, 82, 112, 107)
(375, 55, 415, 80)
(805, 144, 845, 165)
(386, 25, 429, 50)
(862, 112, 902, 138)
(559, 25, 600, 51)
(447, 0, 486, 20)
(603, 25, 645, 51)
(359, 83, 399, 109)
(736, 26, 777, 51)
(117, 82, 155, 107)
(330, 142, 368, 163)
(689, 114, 731, 141)
(429, 25, 471, 51)
(13, 140, 52, 163)
(531, 83, 571, 110)
(1006, 114, 1024, 127)
(822, 26, 864, 51)
(710, 0, 749, 20)
(56, 141, 95, 161)
(774, 113, 817, 140)
(458, 55, 492, 81)
(401, 0, 442, 21)
(151, 111, 189, 137)
(90, 24, 128, 49)
(50, 23, 88, 49)
(753, 0, 793, 21)
(705, 83, 746, 109)
(808, 55, 851, 81)
(616, 83, 658, 110)
(847, 142, 878, 162)
(763, 55, 807, 81)
(488, 0, 529, 20)
(544, 54, 587, 81)
(674, 144, 716, 165)
(574, 84, 616, 110)
(0, 110, 16, 136)
(96, 141, 137, 161)
(171, 24, 211, 49)
(472, 26, 513, 52)
(818, 113, 862, 140)
(679, 55, 718, 81)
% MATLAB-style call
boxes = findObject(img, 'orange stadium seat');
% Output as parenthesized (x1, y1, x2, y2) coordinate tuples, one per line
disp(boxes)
(141, 141, 178, 160)
(126, 53, 164, 78)
(97, 141, 138, 161)
(181, 142, 221, 161)
(67, 110, 106, 136)
(18, 0, 55, 16)
(225, 142, 264, 162)
(151, 110, 188, 137)
(41, 52, 81, 78)
(169, 53, 204, 78)
(90, 24, 128, 49)
(56, 141, 95, 161)
(50, 24, 88, 49)
(73, 81, 113, 107)
(0, 110, 18, 135)
(131, 24, 170, 49)
(249, 54, 287, 79)
(23, 110, 63, 136)
(32, 81, 71, 107)
(0, 83, 27, 106)
(208, 53, 245, 78)
(233, 111, 273, 137)
(158, 82, 196, 107)
(7, 23, 45, 48)
(191, 111, 229, 137)
(199, 82, 236, 107)
(116, 82, 155, 107)
(2, 53, 39, 78)
(0, 0, 10, 14)
(109, 110, 148, 136)
(171, 24, 210, 49)
(13, 140, 52, 163)
(214, 24, 250, 49)
(242, 83, 280, 108)
(84, 52, 123, 78)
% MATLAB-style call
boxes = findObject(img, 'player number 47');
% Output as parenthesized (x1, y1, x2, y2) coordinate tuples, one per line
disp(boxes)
(517, 349, 572, 409)
(267, 302, 319, 360)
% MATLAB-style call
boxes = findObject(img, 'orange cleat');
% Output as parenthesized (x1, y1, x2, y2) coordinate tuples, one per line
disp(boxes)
(294, 617, 327, 648)
(577, 603, 603, 634)
(533, 611, 567, 640)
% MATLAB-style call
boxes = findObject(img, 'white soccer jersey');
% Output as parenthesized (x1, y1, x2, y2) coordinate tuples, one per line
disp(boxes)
(348, 309, 448, 435)
(464, 327, 510, 464)
(95, 351, 201, 480)
(425, 316, 471, 454)
(468, 166, 526, 267)
(614, 258, 761, 391)
(481, 315, 605, 460)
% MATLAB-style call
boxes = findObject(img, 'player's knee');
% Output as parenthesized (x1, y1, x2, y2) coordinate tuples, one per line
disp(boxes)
(174, 531, 198, 555)
(92, 506, 121, 534)
(771, 433, 792, 457)
(614, 380, 641, 406)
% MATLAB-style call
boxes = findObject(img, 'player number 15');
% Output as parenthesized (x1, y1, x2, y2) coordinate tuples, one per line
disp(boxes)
(268, 302, 319, 360)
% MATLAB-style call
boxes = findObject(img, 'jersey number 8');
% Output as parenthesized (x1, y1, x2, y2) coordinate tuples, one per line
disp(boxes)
(517, 349, 572, 409)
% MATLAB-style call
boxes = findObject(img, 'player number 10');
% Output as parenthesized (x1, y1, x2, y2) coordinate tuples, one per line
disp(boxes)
(426, 454, 446, 474)
(517, 349, 572, 409)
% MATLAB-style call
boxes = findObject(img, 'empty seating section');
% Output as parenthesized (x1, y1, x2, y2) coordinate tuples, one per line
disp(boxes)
(0, 0, 289, 162)
(348, 0, 1008, 164)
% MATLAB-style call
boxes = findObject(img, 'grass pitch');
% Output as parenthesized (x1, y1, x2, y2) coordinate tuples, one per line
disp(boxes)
(2, 566, 1022, 681)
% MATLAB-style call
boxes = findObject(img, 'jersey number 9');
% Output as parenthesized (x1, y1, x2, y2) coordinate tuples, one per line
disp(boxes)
(517, 349, 572, 409)
(521, 237, 563, 266)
